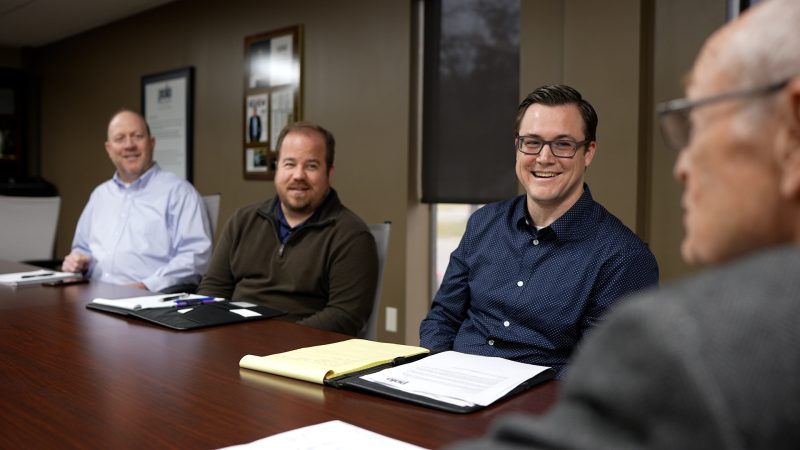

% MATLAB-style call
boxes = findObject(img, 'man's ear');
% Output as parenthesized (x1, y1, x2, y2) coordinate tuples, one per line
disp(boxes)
(583, 141, 597, 169)
(777, 77, 800, 199)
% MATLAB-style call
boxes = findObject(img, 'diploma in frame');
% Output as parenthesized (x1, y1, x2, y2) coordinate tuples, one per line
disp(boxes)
(141, 67, 194, 182)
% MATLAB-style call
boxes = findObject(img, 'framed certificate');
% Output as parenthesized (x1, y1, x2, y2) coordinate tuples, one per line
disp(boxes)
(243, 25, 303, 180)
(141, 67, 194, 182)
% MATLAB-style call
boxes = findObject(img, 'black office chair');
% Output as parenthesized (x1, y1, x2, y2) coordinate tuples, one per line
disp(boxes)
(159, 284, 199, 294)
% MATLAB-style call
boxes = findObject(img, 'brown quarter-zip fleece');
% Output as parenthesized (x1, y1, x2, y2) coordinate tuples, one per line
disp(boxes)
(198, 189, 378, 336)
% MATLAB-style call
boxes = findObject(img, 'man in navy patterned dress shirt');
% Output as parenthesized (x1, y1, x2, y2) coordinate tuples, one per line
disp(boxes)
(420, 85, 659, 378)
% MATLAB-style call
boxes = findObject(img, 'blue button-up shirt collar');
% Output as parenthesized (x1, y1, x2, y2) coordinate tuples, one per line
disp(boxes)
(515, 184, 599, 243)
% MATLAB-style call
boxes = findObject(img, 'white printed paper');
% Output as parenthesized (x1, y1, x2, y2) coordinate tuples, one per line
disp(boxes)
(218, 420, 426, 450)
(0, 269, 76, 286)
(91, 294, 223, 311)
(232, 309, 261, 318)
(361, 351, 549, 407)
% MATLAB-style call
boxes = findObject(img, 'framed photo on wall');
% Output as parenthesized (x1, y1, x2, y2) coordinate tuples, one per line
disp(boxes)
(243, 25, 303, 180)
(141, 67, 194, 182)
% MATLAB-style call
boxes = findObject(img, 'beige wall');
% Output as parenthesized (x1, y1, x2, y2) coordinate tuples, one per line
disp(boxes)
(27, 0, 726, 344)
(521, 0, 725, 283)
(521, 0, 643, 229)
(650, 0, 726, 280)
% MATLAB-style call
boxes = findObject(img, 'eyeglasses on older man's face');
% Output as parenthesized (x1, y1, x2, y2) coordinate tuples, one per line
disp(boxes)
(656, 78, 790, 151)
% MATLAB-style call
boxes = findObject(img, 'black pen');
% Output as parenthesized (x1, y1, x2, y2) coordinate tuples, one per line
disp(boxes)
(160, 293, 188, 302)
(21, 272, 55, 279)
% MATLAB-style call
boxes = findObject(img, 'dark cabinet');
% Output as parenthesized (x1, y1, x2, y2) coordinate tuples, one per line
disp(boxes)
(0, 68, 29, 180)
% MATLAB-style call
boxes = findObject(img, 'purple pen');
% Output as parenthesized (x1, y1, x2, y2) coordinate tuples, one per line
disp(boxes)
(173, 297, 217, 308)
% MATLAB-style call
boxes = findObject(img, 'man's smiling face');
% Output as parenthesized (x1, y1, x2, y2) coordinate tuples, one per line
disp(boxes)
(105, 111, 155, 184)
(515, 103, 595, 223)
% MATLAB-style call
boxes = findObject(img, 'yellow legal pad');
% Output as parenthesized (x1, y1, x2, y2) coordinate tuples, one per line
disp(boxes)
(239, 339, 430, 384)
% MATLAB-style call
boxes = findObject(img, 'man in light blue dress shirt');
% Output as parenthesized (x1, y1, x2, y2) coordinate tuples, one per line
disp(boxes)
(62, 110, 211, 292)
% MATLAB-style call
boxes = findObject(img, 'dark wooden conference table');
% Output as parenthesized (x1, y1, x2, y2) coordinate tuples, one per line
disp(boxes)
(0, 260, 558, 449)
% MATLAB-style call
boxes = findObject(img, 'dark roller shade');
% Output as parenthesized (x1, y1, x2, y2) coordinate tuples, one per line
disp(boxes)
(422, 0, 520, 204)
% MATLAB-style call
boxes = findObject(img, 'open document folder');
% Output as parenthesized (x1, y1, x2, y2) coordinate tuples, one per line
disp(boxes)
(358, 351, 551, 408)
(87, 294, 286, 330)
(240, 340, 554, 413)
(91, 293, 224, 310)
(0, 269, 78, 287)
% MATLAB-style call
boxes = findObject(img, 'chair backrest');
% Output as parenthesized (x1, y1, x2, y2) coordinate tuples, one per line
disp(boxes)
(0, 195, 61, 261)
(361, 221, 391, 340)
(202, 193, 221, 238)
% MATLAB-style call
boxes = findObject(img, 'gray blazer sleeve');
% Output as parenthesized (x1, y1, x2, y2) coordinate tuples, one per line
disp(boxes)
(448, 247, 800, 450)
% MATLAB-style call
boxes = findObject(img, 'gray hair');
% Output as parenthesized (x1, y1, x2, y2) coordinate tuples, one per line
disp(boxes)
(724, 0, 800, 89)
(717, 0, 800, 128)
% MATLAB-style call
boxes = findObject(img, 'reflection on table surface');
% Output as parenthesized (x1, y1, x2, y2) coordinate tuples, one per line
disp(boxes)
(0, 260, 558, 449)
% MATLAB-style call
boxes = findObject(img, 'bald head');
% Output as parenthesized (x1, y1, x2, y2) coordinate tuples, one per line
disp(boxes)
(695, 0, 800, 92)
(673, 0, 800, 265)
(106, 110, 146, 138)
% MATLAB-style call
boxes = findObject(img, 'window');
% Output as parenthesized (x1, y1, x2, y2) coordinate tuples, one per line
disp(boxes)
(431, 203, 482, 297)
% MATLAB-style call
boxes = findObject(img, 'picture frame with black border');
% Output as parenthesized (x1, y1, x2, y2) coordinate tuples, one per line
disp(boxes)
(243, 25, 303, 181)
(141, 67, 194, 182)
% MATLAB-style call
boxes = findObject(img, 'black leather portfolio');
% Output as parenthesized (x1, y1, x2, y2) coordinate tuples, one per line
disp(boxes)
(87, 300, 286, 330)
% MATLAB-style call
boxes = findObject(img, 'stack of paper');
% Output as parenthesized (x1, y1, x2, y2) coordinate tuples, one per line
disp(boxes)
(91, 294, 223, 311)
(219, 420, 426, 450)
(360, 351, 551, 408)
(239, 341, 553, 412)
(0, 269, 78, 287)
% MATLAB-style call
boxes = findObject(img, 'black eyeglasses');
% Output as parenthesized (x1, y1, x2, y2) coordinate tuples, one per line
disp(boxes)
(656, 78, 790, 151)
(515, 135, 592, 158)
